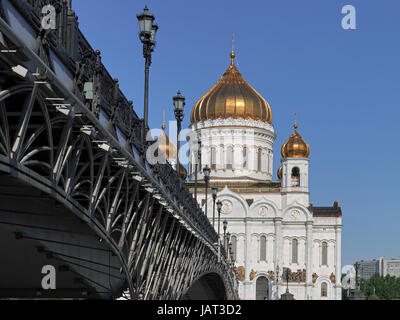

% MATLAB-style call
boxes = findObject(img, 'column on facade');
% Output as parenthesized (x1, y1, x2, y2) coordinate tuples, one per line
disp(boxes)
(274, 218, 282, 269)
(305, 222, 313, 288)
(335, 226, 342, 298)
(233, 144, 242, 171)
(268, 151, 273, 176)
(246, 145, 254, 172)
(274, 218, 282, 298)
(243, 218, 250, 299)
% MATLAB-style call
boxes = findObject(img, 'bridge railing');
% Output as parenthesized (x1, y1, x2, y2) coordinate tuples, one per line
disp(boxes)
(3, 0, 225, 248)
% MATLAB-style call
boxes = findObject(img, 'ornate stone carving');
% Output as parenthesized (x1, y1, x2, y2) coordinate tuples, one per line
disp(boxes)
(259, 206, 268, 217)
(221, 200, 233, 214)
(330, 272, 336, 283)
(290, 209, 300, 220)
(249, 269, 257, 281)
(312, 273, 318, 283)
(282, 268, 306, 283)
(236, 266, 245, 282)
(267, 270, 275, 280)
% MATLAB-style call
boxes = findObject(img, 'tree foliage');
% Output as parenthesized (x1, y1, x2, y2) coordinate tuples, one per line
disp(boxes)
(360, 273, 400, 300)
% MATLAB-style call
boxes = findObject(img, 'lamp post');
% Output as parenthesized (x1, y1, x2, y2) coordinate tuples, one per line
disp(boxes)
(136, 6, 158, 147)
(211, 186, 218, 229)
(203, 165, 210, 216)
(226, 231, 231, 258)
(194, 139, 201, 201)
(173, 91, 185, 178)
(275, 263, 280, 300)
(223, 220, 228, 255)
(228, 241, 233, 263)
(216, 200, 222, 263)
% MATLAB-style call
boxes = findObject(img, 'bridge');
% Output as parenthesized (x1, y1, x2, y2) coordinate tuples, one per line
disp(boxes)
(0, 0, 238, 300)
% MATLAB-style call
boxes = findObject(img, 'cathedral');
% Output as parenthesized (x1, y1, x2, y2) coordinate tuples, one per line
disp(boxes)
(183, 50, 343, 300)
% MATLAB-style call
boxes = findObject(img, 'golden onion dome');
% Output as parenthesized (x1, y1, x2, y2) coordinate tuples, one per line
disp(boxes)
(281, 123, 310, 158)
(157, 118, 187, 180)
(277, 166, 282, 180)
(157, 123, 176, 160)
(190, 52, 272, 124)
(179, 165, 187, 180)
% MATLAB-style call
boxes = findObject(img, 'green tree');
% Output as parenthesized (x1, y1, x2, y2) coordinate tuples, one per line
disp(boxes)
(361, 273, 400, 300)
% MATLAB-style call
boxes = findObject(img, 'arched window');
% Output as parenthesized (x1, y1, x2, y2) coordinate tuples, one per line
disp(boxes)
(291, 167, 300, 186)
(257, 148, 262, 172)
(322, 242, 328, 266)
(211, 147, 216, 170)
(226, 146, 233, 169)
(260, 236, 266, 261)
(321, 282, 328, 297)
(243, 147, 247, 169)
(292, 239, 298, 264)
(231, 235, 237, 262)
(256, 276, 269, 300)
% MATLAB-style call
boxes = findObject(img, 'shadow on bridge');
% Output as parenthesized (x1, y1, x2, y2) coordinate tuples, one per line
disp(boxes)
(182, 272, 227, 300)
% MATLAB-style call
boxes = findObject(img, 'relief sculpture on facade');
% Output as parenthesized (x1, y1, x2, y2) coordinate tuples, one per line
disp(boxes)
(282, 268, 306, 283)
(236, 266, 245, 282)
(249, 269, 257, 281)
(330, 272, 336, 283)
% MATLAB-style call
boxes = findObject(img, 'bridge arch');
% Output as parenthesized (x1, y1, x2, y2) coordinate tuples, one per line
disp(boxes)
(181, 271, 228, 300)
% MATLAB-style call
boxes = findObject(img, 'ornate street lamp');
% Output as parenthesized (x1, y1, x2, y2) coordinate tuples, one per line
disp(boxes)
(211, 186, 218, 229)
(137, 6, 158, 146)
(228, 240, 233, 263)
(203, 165, 210, 216)
(194, 139, 201, 201)
(226, 231, 231, 258)
(216, 200, 222, 262)
(173, 91, 185, 179)
(223, 220, 228, 256)
(230, 241, 235, 265)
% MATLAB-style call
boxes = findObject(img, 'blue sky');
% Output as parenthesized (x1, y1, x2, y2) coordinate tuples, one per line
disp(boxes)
(72, 0, 400, 266)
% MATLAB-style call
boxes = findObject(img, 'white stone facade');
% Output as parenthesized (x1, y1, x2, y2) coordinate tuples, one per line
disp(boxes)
(189, 118, 275, 181)
(188, 118, 343, 300)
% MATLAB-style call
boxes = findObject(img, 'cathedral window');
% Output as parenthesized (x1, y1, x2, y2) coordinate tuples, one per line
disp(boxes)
(322, 242, 328, 266)
(321, 282, 328, 297)
(243, 147, 247, 168)
(292, 239, 298, 263)
(291, 167, 300, 186)
(226, 146, 233, 169)
(260, 236, 266, 261)
(211, 147, 216, 170)
(257, 148, 262, 172)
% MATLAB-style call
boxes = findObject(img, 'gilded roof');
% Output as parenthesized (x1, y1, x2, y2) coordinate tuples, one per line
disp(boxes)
(281, 123, 310, 158)
(156, 120, 187, 180)
(190, 52, 272, 124)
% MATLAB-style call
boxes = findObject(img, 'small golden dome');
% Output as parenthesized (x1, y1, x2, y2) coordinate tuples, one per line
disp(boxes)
(277, 166, 282, 180)
(157, 128, 176, 160)
(281, 123, 310, 158)
(179, 165, 187, 180)
(157, 121, 187, 180)
(190, 52, 272, 124)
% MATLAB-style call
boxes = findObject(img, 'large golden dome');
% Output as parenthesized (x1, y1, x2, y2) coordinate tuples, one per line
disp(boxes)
(281, 123, 310, 158)
(190, 52, 272, 124)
